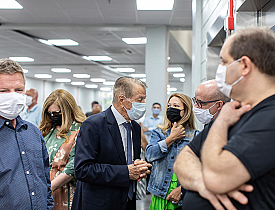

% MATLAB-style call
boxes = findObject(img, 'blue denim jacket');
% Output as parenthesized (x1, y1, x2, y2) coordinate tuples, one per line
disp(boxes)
(145, 127, 198, 205)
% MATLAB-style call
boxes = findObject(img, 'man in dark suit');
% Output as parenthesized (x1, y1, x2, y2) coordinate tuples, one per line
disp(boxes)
(72, 77, 151, 210)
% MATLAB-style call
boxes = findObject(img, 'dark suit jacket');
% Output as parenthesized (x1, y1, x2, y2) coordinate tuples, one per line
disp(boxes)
(72, 106, 141, 210)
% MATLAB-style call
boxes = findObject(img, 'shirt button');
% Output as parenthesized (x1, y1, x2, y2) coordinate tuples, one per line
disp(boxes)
(22, 151, 25, 155)
(32, 192, 35, 196)
(168, 169, 171, 172)
(171, 156, 174, 159)
(26, 171, 29, 174)
(164, 181, 167, 184)
(5, 122, 9, 125)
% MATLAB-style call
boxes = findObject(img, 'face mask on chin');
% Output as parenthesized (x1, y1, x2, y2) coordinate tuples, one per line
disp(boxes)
(0, 92, 25, 120)
(123, 96, 146, 120)
(215, 58, 242, 98)
(193, 102, 218, 125)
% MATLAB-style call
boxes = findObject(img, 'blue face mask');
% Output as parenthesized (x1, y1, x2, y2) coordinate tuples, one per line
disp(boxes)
(124, 97, 146, 120)
(152, 108, 160, 115)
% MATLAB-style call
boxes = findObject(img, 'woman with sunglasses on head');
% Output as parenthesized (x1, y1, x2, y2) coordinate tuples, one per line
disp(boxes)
(145, 93, 198, 210)
(39, 89, 86, 210)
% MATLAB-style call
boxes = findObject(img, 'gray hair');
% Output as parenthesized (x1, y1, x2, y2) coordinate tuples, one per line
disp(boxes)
(113, 76, 147, 104)
(0, 58, 25, 84)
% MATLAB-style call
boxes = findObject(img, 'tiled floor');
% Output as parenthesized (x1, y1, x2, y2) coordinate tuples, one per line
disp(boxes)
(136, 193, 152, 210)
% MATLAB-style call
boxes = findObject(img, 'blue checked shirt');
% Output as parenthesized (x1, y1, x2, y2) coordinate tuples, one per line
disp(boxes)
(0, 116, 54, 209)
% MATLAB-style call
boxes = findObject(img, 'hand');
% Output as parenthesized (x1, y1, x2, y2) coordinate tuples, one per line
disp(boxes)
(170, 122, 185, 142)
(143, 127, 148, 132)
(166, 186, 181, 204)
(216, 101, 251, 128)
(134, 159, 152, 181)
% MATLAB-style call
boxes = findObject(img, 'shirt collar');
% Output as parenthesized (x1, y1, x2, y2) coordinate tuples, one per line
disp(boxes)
(0, 115, 28, 130)
(26, 104, 39, 112)
(111, 105, 128, 126)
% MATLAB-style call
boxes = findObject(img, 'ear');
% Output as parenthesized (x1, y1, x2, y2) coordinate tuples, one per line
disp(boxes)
(118, 95, 125, 108)
(240, 56, 252, 76)
(217, 101, 223, 111)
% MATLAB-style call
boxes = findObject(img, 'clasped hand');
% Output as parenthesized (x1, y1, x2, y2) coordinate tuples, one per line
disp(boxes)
(128, 159, 152, 181)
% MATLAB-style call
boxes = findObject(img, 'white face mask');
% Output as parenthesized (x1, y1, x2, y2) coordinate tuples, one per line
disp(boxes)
(215, 58, 243, 98)
(193, 102, 218, 124)
(26, 95, 33, 106)
(124, 97, 146, 120)
(0, 92, 26, 120)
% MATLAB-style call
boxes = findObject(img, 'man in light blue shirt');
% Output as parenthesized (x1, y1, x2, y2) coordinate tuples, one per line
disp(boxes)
(143, 102, 162, 143)
(23, 89, 42, 126)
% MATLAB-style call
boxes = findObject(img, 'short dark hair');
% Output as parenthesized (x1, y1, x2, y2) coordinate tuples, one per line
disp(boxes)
(113, 77, 147, 104)
(91, 101, 99, 107)
(229, 27, 275, 77)
(152, 102, 161, 108)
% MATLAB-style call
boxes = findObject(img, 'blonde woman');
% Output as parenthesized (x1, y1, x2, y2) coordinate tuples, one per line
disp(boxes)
(39, 89, 86, 210)
(145, 93, 198, 210)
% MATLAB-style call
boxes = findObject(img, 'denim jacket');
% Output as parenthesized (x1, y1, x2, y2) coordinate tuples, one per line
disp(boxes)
(145, 127, 198, 205)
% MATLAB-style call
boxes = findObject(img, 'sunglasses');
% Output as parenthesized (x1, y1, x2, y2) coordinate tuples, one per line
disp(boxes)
(192, 97, 219, 108)
(47, 110, 61, 116)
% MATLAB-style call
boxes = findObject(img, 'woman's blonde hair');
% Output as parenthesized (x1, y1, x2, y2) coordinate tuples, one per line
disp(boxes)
(39, 89, 86, 141)
(159, 93, 196, 134)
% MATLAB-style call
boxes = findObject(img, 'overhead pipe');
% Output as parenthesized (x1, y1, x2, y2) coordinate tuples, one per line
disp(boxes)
(225, 0, 235, 36)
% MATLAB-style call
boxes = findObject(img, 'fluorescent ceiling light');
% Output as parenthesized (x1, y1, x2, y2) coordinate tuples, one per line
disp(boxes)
(90, 78, 106, 83)
(23, 69, 28, 74)
(100, 87, 112, 92)
(37, 39, 53, 46)
(9, 57, 34, 62)
(167, 67, 183, 72)
(130, 74, 146, 78)
(83, 56, 112, 61)
(0, 0, 23, 9)
(103, 81, 115, 86)
(71, 81, 85, 86)
(173, 73, 185, 78)
(115, 68, 135, 73)
(122, 37, 147, 45)
(167, 57, 171, 60)
(55, 78, 71, 83)
(48, 39, 79, 46)
(136, 0, 174, 10)
(85, 84, 98, 89)
(34, 74, 52, 79)
(167, 87, 177, 92)
(73, 74, 90, 78)
(180, 78, 185, 83)
(51, 68, 71, 73)
(140, 78, 146, 82)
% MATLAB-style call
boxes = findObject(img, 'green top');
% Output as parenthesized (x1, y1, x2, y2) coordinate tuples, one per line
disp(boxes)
(44, 122, 80, 176)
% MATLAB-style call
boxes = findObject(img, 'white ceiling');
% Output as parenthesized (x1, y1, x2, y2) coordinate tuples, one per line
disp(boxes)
(0, 0, 192, 91)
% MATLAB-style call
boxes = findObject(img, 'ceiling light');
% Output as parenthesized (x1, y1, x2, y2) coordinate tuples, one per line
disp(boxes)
(167, 87, 177, 92)
(23, 69, 28, 74)
(83, 56, 112, 61)
(100, 87, 112, 92)
(122, 37, 147, 45)
(73, 74, 90, 78)
(37, 39, 53, 46)
(115, 68, 135, 73)
(140, 78, 146, 82)
(103, 81, 115, 86)
(130, 74, 146, 78)
(9, 57, 34, 62)
(71, 81, 85, 86)
(0, 0, 23, 9)
(167, 57, 171, 60)
(55, 78, 71, 83)
(167, 67, 183, 72)
(180, 78, 185, 82)
(48, 39, 79, 46)
(90, 78, 106, 83)
(51, 68, 71, 73)
(136, 0, 174, 10)
(173, 73, 185, 78)
(34, 74, 52, 79)
(85, 84, 98, 89)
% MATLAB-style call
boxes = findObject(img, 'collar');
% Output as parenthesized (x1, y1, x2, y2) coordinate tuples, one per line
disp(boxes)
(111, 105, 128, 126)
(0, 115, 28, 130)
(27, 104, 39, 112)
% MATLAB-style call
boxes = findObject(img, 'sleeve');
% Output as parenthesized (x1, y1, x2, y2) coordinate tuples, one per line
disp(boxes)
(41, 136, 55, 210)
(145, 129, 169, 162)
(143, 117, 149, 128)
(61, 146, 75, 176)
(223, 109, 275, 180)
(74, 119, 130, 187)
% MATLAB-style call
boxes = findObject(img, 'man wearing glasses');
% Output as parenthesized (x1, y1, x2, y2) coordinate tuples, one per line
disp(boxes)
(192, 79, 230, 125)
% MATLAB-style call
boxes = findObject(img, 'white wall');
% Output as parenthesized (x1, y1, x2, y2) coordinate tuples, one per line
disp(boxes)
(25, 77, 100, 114)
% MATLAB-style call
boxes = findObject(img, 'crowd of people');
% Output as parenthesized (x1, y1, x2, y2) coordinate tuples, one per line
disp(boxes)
(0, 26, 275, 210)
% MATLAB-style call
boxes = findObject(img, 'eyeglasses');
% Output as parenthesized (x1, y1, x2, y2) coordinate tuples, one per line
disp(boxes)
(192, 97, 219, 108)
(47, 110, 61, 116)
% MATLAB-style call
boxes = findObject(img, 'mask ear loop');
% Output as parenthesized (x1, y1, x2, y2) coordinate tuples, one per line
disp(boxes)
(209, 101, 220, 117)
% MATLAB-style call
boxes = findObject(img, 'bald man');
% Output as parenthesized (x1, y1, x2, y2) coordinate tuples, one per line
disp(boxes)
(192, 79, 230, 125)
(23, 88, 42, 126)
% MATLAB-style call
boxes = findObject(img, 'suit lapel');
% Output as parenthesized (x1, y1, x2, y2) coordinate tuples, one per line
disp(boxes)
(106, 107, 127, 164)
(132, 121, 141, 160)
